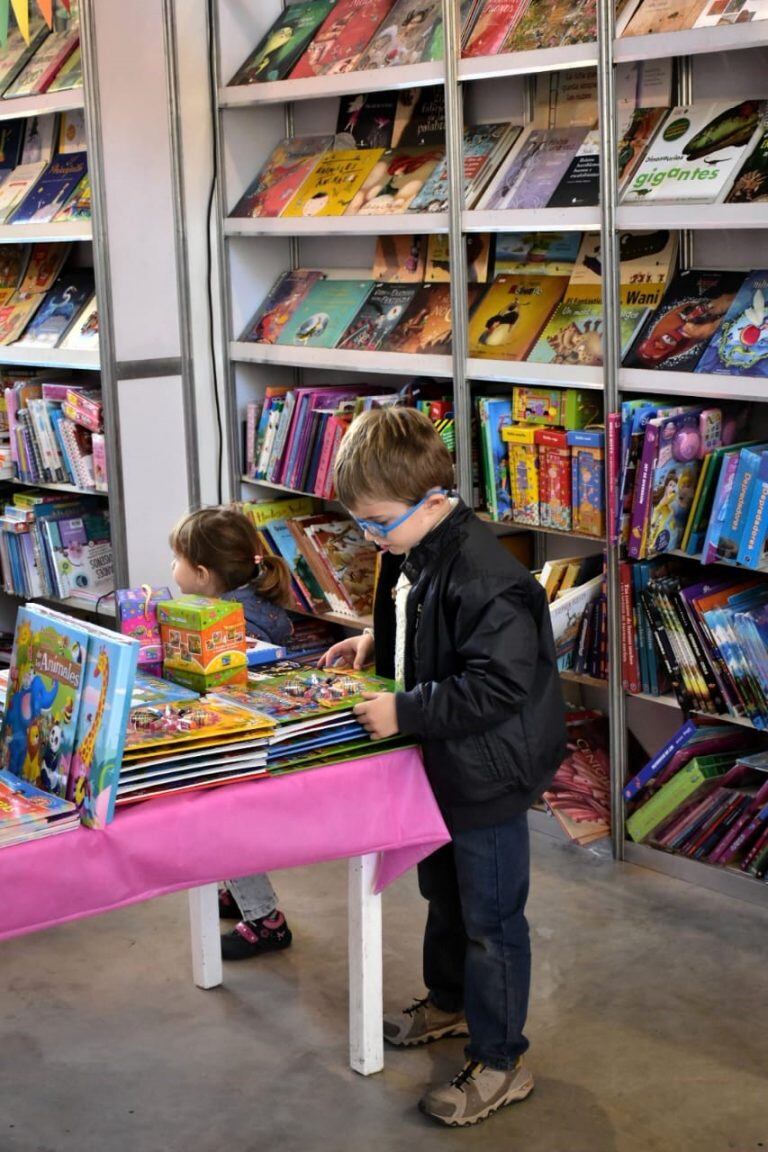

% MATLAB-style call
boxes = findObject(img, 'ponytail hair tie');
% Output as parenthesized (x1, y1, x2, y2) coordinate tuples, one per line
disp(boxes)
(252, 554, 263, 577)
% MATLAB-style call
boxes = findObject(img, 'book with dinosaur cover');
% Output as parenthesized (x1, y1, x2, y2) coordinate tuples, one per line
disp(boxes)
(337, 282, 419, 349)
(696, 271, 768, 378)
(357, 0, 443, 68)
(622, 101, 764, 204)
(230, 136, 332, 218)
(372, 234, 428, 281)
(468, 273, 569, 360)
(726, 123, 768, 203)
(283, 148, 385, 216)
(276, 279, 374, 348)
(240, 269, 325, 343)
(478, 126, 587, 210)
(228, 1, 335, 84)
(345, 145, 444, 215)
(290, 0, 396, 76)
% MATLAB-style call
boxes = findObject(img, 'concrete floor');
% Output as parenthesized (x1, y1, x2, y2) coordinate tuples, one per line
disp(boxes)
(2, 831, 767, 1152)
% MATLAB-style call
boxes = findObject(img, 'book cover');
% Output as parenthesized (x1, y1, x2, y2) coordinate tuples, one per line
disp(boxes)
(425, 233, 492, 283)
(622, 101, 763, 204)
(276, 279, 374, 348)
(477, 396, 513, 520)
(502, 0, 597, 50)
(20, 114, 58, 166)
(14, 271, 94, 349)
(48, 45, 83, 92)
(479, 127, 587, 210)
(617, 107, 668, 192)
(0, 297, 44, 345)
(695, 0, 768, 22)
(493, 231, 582, 276)
(737, 454, 768, 568)
(336, 89, 415, 149)
(45, 512, 113, 599)
(239, 269, 325, 343)
(17, 242, 71, 298)
(230, 135, 332, 218)
(625, 269, 746, 371)
(0, 768, 77, 833)
(727, 122, 768, 203)
(337, 282, 419, 350)
(3, 28, 79, 98)
(0, 119, 25, 175)
(59, 295, 99, 352)
(0, 161, 47, 224)
(695, 271, 768, 377)
(627, 757, 729, 842)
(283, 148, 385, 216)
(468, 273, 569, 360)
(528, 297, 603, 365)
(0, 245, 30, 305)
(302, 516, 377, 616)
(408, 122, 520, 212)
(289, 0, 396, 76)
(372, 234, 428, 282)
(58, 108, 87, 153)
(623, 0, 708, 34)
(397, 87, 446, 147)
(0, 603, 90, 798)
(229, 1, 335, 84)
(0, 17, 49, 94)
(345, 145, 444, 215)
(546, 129, 600, 208)
(52, 173, 91, 222)
(8, 151, 88, 224)
(463, 0, 531, 56)
(380, 281, 462, 354)
(357, 0, 443, 68)
(644, 411, 706, 556)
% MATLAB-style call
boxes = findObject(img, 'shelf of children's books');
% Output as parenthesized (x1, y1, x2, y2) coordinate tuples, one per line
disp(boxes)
(240, 474, 338, 503)
(11, 477, 106, 498)
(218, 61, 444, 110)
(614, 22, 768, 64)
(528, 805, 572, 842)
(458, 42, 599, 83)
(623, 841, 768, 909)
(0, 221, 92, 243)
(11, 591, 116, 618)
(619, 368, 768, 405)
(288, 602, 372, 631)
(616, 204, 768, 232)
(666, 547, 762, 574)
(230, 341, 453, 378)
(627, 689, 761, 731)
(561, 669, 608, 690)
(463, 208, 600, 234)
(223, 214, 449, 238)
(0, 347, 99, 371)
(478, 513, 605, 544)
(0, 87, 84, 123)
(468, 358, 603, 389)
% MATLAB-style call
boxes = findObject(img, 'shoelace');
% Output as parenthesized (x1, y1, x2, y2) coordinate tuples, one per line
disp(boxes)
(403, 997, 430, 1016)
(450, 1061, 482, 1092)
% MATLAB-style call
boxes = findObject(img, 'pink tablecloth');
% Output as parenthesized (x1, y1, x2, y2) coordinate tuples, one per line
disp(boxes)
(0, 748, 450, 942)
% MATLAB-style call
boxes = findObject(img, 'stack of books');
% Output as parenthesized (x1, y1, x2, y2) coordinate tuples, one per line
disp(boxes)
(0, 111, 90, 227)
(541, 710, 610, 845)
(0, 769, 79, 851)
(0, 9, 80, 100)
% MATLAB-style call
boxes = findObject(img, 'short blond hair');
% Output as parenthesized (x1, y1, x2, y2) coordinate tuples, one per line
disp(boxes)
(334, 407, 454, 507)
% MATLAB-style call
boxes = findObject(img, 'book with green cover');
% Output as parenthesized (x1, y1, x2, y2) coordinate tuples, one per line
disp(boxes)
(276, 280, 374, 349)
(626, 754, 734, 842)
(228, 1, 335, 84)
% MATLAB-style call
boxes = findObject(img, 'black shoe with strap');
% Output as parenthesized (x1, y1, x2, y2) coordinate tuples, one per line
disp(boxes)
(221, 911, 293, 961)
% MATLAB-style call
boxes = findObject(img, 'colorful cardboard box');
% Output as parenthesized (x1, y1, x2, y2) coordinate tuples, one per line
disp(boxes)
(157, 595, 247, 684)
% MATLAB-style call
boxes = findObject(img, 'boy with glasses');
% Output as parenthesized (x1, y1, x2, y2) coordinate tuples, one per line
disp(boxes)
(320, 407, 567, 1128)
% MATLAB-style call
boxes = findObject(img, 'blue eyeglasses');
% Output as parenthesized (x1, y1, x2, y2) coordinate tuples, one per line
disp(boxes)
(352, 488, 448, 539)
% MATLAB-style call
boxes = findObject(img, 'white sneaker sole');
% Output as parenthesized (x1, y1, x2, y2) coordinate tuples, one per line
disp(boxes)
(384, 1022, 470, 1047)
(419, 1072, 534, 1126)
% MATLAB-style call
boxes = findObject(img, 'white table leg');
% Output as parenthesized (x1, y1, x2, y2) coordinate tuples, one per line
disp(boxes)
(188, 883, 223, 990)
(348, 853, 383, 1076)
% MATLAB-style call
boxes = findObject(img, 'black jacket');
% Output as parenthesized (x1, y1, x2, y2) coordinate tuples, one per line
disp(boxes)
(374, 500, 567, 831)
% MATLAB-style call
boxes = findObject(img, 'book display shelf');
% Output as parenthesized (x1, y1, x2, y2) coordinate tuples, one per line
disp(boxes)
(212, 0, 768, 906)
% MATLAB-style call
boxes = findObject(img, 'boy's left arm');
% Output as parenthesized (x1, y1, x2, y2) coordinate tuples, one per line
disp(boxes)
(394, 576, 540, 740)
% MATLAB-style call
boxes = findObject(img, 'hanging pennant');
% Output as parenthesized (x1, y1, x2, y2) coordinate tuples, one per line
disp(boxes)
(9, 0, 29, 43)
(0, 0, 9, 48)
(34, 0, 53, 27)
(60, 0, 70, 10)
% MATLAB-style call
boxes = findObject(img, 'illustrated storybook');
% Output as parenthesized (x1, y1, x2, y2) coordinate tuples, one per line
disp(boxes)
(468, 274, 569, 360)
(289, 0, 397, 77)
(345, 146, 444, 215)
(228, 1, 335, 84)
(337, 282, 419, 350)
(59, 295, 99, 352)
(213, 668, 397, 725)
(696, 271, 768, 377)
(0, 16, 49, 95)
(478, 126, 587, 210)
(123, 698, 274, 754)
(336, 90, 416, 150)
(408, 123, 520, 213)
(727, 123, 768, 203)
(0, 769, 78, 846)
(694, 0, 768, 22)
(463, 0, 531, 57)
(622, 0, 708, 35)
(240, 269, 326, 343)
(54, 173, 91, 222)
(372, 235, 428, 282)
(14, 270, 94, 349)
(283, 149, 385, 216)
(500, 0, 597, 51)
(275, 279, 374, 348)
(9, 151, 88, 225)
(357, 0, 443, 69)
(17, 242, 71, 297)
(230, 136, 333, 218)
(381, 281, 462, 354)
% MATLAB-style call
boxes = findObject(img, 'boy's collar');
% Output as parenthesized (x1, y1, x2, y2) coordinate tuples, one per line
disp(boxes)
(401, 498, 471, 581)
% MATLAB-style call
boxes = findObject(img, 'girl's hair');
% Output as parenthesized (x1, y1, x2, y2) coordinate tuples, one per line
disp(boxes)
(170, 505, 292, 606)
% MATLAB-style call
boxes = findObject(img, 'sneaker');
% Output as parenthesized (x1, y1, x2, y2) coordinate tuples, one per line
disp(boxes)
(218, 889, 241, 920)
(383, 997, 469, 1047)
(221, 912, 293, 961)
(418, 1059, 534, 1127)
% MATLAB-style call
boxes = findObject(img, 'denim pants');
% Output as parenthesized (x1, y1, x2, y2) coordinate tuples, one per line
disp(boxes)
(418, 810, 531, 1070)
(225, 873, 278, 921)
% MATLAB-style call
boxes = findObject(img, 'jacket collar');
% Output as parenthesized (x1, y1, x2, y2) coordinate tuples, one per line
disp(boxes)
(401, 499, 472, 582)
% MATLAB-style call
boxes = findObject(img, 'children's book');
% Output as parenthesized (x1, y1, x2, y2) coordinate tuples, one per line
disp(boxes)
(468, 273, 569, 360)
(622, 101, 764, 204)
(622, 0, 708, 35)
(0, 603, 90, 798)
(625, 269, 746, 372)
(301, 515, 378, 616)
(0, 17, 49, 95)
(58, 110, 87, 155)
(694, 0, 768, 22)
(276, 279, 374, 348)
(381, 281, 464, 354)
(17, 242, 71, 298)
(425, 233, 492, 283)
(501, 0, 597, 50)
(546, 129, 601, 208)
(617, 107, 668, 193)
(0, 769, 78, 839)
(372, 234, 428, 282)
(239, 269, 325, 343)
(493, 232, 582, 276)
(289, 0, 396, 76)
(0, 297, 44, 345)
(478, 126, 587, 210)
(228, 1, 335, 84)
(230, 136, 332, 218)
(477, 396, 513, 521)
(124, 698, 273, 753)
(59, 295, 99, 352)
(48, 46, 83, 92)
(695, 271, 768, 378)
(3, 28, 79, 98)
(336, 90, 415, 149)
(397, 87, 446, 147)
(337, 282, 419, 350)
(213, 668, 396, 725)
(20, 114, 58, 167)
(345, 145, 444, 215)
(53, 173, 91, 222)
(0, 244, 30, 305)
(9, 151, 88, 224)
(463, 0, 530, 56)
(0, 161, 48, 224)
(14, 270, 94, 348)
(0, 120, 25, 176)
(408, 122, 520, 212)
(727, 123, 768, 203)
(43, 512, 113, 599)
(282, 148, 385, 217)
(357, 0, 443, 68)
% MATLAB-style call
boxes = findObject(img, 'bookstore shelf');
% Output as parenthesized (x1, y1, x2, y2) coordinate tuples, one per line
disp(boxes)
(627, 690, 761, 732)
(9, 590, 115, 619)
(11, 477, 106, 498)
(458, 42, 599, 83)
(240, 475, 341, 504)
(223, 214, 450, 238)
(617, 204, 768, 232)
(0, 347, 99, 372)
(468, 359, 604, 389)
(624, 842, 768, 909)
(0, 222, 93, 244)
(478, 514, 605, 544)
(0, 88, 84, 123)
(613, 22, 768, 64)
(619, 368, 768, 405)
(464, 209, 601, 234)
(561, 670, 608, 691)
(229, 341, 453, 379)
(217, 61, 443, 109)
(289, 603, 372, 632)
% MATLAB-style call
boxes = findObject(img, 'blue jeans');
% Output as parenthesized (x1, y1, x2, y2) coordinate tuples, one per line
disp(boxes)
(418, 811, 531, 1070)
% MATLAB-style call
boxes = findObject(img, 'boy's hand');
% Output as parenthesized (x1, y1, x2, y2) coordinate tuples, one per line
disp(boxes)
(318, 632, 374, 670)
(353, 692, 399, 740)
